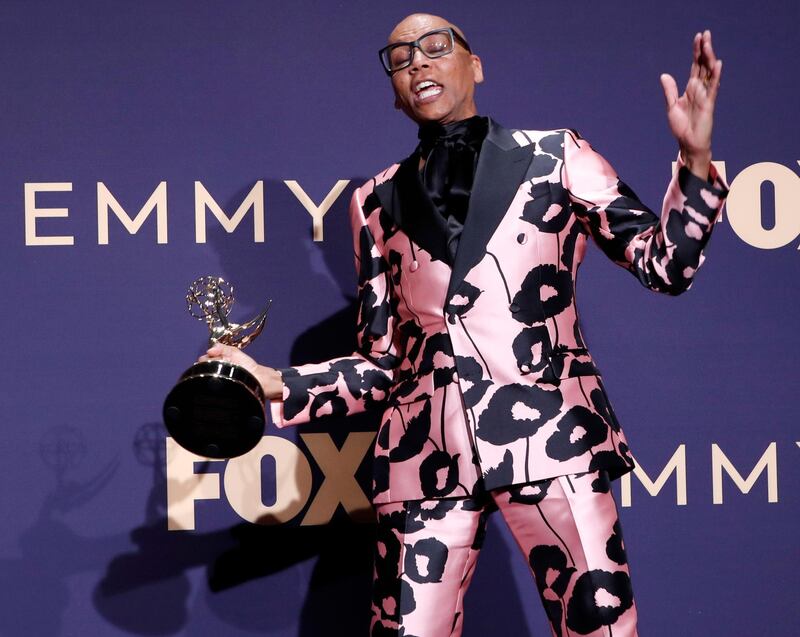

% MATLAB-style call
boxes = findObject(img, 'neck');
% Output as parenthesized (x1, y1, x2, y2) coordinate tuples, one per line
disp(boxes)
(418, 115, 487, 147)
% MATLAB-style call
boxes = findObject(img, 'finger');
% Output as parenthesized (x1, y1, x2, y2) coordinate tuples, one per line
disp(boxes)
(699, 30, 717, 73)
(206, 343, 224, 356)
(702, 30, 717, 63)
(707, 59, 722, 102)
(690, 31, 702, 79)
(690, 76, 709, 105)
(660, 73, 679, 109)
(697, 60, 722, 104)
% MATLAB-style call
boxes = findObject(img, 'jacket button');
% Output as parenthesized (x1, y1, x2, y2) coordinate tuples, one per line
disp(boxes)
(509, 302, 520, 313)
(517, 233, 527, 244)
(409, 260, 419, 272)
(519, 363, 531, 373)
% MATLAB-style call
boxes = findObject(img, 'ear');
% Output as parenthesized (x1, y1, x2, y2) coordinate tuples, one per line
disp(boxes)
(471, 54, 484, 84)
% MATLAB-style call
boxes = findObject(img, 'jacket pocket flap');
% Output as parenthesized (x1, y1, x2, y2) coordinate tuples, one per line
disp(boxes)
(388, 373, 438, 405)
(540, 348, 600, 383)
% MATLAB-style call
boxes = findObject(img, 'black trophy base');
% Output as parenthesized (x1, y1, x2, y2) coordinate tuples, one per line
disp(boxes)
(163, 360, 266, 459)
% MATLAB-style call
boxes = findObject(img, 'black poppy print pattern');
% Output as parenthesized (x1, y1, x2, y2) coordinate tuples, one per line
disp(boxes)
(418, 333, 458, 389)
(507, 477, 551, 505)
(589, 383, 622, 433)
(500, 471, 638, 637)
(408, 498, 462, 521)
(509, 265, 572, 328)
(509, 267, 547, 325)
(403, 537, 449, 584)
(521, 181, 571, 233)
(528, 544, 577, 637)
(372, 456, 390, 498)
(271, 123, 728, 505)
(566, 570, 634, 634)
(376, 386, 476, 501)
(388, 399, 432, 463)
(444, 281, 481, 325)
(480, 449, 514, 489)
(511, 324, 550, 375)
(476, 384, 563, 446)
(371, 498, 488, 636)
(454, 355, 492, 409)
(567, 136, 727, 296)
(419, 451, 462, 498)
(373, 470, 637, 637)
(606, 520, 628, 566)
(545, 406, 609, 461)
(591, 469, 612, 494)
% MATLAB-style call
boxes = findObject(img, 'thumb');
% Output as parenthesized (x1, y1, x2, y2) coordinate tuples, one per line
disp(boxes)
(660, 73, 679, 110)
(206, 343, 225, 356)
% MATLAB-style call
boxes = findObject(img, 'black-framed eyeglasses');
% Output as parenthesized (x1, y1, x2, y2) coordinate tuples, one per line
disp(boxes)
(378, 27, 472, 75)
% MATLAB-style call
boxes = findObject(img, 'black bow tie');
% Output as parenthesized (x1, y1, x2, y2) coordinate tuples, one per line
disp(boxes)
(417, 116, 488, 263)
(417, 115, 488, 163)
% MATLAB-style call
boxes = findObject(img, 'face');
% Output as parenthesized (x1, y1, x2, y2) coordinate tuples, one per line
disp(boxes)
(387, 14, 483, 126)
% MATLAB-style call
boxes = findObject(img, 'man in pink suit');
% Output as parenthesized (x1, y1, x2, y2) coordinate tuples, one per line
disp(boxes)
(204, 13, 725, 637)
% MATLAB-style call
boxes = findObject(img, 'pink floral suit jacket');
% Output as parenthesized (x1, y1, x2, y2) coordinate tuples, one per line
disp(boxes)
(270, 119, 728, 505)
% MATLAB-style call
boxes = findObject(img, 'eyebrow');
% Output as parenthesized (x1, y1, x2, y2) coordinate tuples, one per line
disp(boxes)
(388, 27, 471, 51)
(389, 24, 453, 43)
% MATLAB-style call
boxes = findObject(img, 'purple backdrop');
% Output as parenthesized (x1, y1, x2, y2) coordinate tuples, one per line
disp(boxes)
(3, 1, 799, 635)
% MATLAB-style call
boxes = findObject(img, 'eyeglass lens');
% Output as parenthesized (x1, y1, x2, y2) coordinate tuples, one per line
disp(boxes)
(387, 31, 454, 70)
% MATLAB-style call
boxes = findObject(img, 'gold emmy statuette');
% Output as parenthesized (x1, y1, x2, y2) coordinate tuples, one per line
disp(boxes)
(163, 276, 272, 458)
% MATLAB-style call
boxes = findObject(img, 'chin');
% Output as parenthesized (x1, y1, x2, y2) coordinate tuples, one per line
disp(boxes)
(400, 100, 452, 125)
(411, 107, 454, 125)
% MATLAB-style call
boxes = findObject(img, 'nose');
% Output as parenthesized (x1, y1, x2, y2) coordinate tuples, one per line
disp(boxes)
(408, 46, 430, 71)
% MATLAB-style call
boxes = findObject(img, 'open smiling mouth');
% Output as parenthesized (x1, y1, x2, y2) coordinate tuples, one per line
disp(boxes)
(414, 80, 443, 102)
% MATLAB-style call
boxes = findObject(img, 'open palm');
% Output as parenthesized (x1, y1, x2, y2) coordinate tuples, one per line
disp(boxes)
(660, 30, 722, 175)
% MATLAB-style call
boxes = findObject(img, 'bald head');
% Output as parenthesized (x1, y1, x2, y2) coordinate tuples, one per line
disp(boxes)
(385, 13, 483, 126)
(388, 13, 470, 47)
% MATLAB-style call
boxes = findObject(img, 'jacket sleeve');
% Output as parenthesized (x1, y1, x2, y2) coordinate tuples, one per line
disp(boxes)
(563, 130, 729, 295)
(269, 185, 402, 427)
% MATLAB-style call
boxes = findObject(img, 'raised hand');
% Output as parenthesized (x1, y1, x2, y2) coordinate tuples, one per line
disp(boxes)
(660, 30, 722, 180)
(199, 343, 284, 401)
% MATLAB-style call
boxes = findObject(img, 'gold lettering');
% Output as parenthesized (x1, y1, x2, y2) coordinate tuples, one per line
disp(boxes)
(300, 432, 375, 525)
(726, 163, 800, 249)
(97, 181, 168, 244)
(195, 180, 264, 243)
(223, 436, 313, 525)
(24, 182, 74, 246)
(712, 442, 778, 504)
(284, 180, 350, 241)
(620, 444, 687, 507)
(165, 438, 223, 531)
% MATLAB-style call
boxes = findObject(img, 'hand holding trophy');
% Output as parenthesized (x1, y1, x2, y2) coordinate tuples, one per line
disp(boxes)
(163, 276, 272, 458)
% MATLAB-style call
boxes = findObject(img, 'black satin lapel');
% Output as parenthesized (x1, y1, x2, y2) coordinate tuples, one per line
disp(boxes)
(372, 159, 409, 228)
(373, 154, 450, 263)
(447, 126, 533, 299)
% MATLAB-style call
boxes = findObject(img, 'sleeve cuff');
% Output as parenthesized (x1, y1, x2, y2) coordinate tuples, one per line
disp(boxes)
(674, 152, 729, 195)
(269, 398, 286, 428)
(671, 153, 729, 223)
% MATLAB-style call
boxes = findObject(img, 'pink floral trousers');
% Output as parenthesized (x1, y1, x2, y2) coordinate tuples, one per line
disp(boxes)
(370, 471, 638, 637)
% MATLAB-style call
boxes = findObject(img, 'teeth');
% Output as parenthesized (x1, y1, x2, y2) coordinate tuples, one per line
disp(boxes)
(415, 80, 438, 93)
(417, 86, 442, 100)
